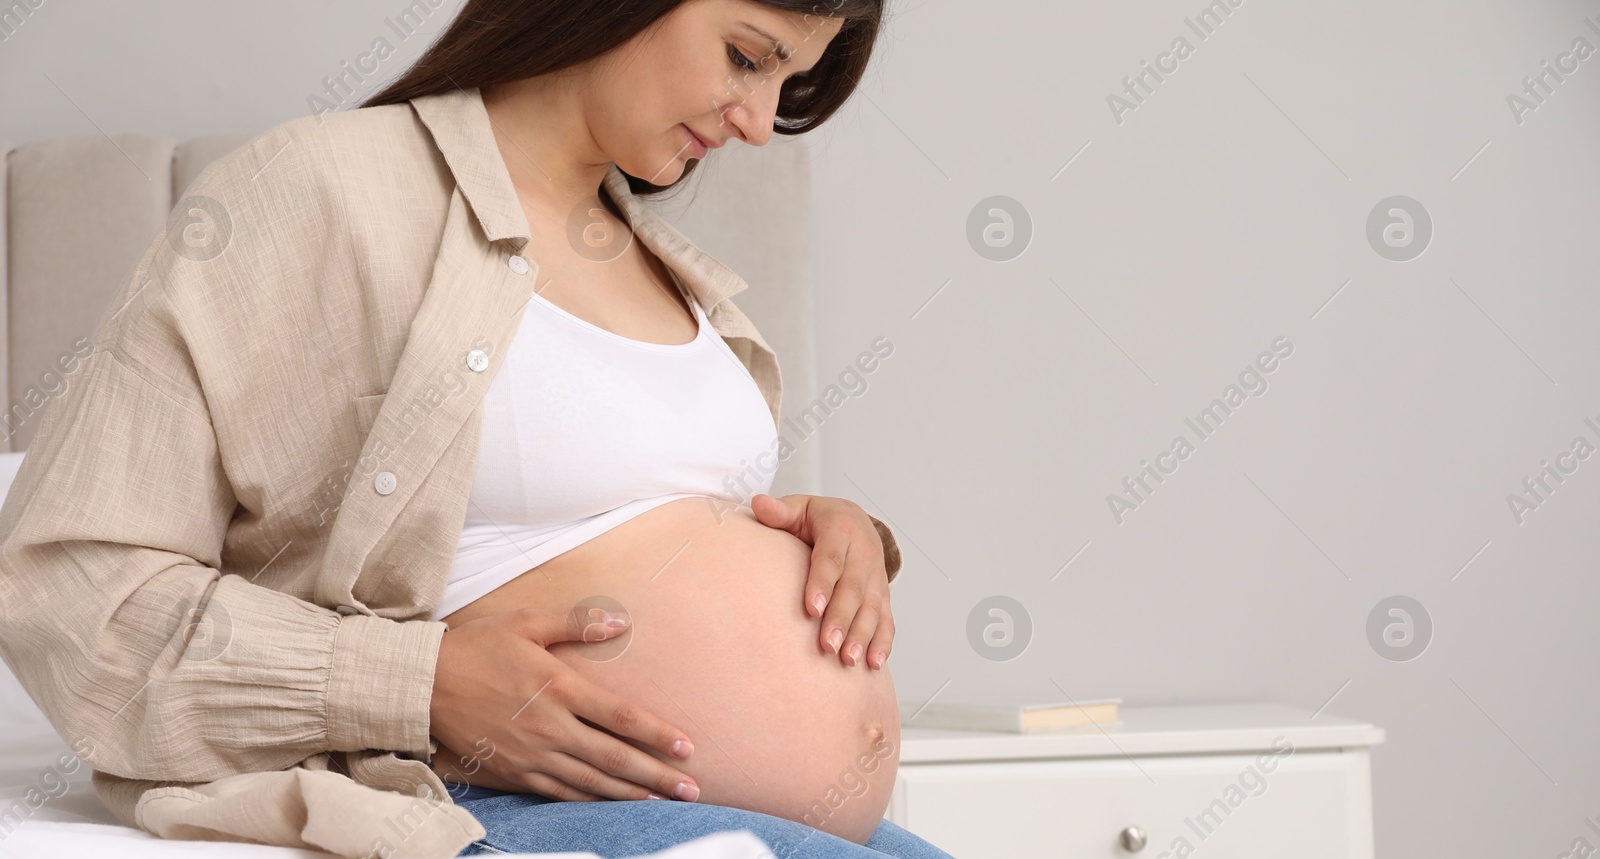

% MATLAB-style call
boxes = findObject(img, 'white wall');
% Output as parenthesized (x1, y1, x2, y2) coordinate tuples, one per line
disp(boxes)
(0, 0, 458, 140)
(4, 0, 1597, 856)
(809, 1, 1600, 857)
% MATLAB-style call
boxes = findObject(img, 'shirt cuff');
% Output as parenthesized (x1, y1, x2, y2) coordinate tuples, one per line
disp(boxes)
(868, 515, 902, 584)
(326, 613, 447, 755)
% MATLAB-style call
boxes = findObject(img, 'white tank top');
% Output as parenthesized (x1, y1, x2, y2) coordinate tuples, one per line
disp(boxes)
(429, 270, 779, 622)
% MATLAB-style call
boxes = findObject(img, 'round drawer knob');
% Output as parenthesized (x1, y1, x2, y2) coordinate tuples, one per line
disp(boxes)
(1119, 825, 1147, 852)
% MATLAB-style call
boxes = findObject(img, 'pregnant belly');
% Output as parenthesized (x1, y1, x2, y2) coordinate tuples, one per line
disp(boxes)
(436, 496, 901, 844)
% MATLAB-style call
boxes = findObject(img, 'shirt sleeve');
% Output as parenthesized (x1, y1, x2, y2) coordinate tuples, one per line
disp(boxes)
(0, 336, 442, 785)
(0, 124, 442, 785)
(868, 514, 902, 584)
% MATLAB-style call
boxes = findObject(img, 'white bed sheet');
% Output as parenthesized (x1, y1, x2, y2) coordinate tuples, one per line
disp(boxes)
(0, 730, 772, 859)
(0, 727, 773, 859)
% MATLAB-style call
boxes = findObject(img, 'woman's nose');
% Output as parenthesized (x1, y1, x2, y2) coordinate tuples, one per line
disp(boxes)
(719, 79, 781, 147)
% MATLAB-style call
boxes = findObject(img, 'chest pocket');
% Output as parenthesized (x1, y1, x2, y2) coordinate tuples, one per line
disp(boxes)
(352, 392, 386, 439)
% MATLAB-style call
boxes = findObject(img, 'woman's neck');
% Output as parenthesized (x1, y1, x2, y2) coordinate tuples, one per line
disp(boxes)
(480, 77, 614, 216)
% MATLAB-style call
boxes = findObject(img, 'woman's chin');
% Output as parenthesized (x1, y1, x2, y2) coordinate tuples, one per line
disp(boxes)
(615, 148, 696, 186)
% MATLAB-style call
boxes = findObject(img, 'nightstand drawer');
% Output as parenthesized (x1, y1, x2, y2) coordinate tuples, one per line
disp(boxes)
(890, 749, 1371, 859)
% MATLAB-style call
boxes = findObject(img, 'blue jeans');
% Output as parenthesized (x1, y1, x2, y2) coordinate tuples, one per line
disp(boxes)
(447, 784, 957, 858)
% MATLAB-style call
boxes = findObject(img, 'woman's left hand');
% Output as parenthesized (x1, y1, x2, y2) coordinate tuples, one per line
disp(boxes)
(750, 493, 893, 670)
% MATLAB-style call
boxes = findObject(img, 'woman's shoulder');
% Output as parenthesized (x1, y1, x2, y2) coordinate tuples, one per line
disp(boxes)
(179, 101, 447, 221)
(150, 102, 455, 317)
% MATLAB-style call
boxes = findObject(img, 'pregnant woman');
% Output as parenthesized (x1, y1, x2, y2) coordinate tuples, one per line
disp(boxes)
(0, 0, 957, 857)
(361, 0, 951, 857)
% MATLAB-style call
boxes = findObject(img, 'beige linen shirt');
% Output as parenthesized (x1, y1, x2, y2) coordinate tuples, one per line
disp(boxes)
(0, 86, 898, 859)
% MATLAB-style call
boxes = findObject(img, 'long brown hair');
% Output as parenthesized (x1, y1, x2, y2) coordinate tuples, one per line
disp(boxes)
(361, 0, 885, 197)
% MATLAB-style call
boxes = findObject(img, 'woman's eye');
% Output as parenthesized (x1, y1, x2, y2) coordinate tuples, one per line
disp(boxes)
(728, 45, 758, 72)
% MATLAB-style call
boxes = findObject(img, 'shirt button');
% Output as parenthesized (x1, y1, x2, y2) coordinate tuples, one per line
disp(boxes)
(335, 604, 359, 616)
(374, 471, 397, 495)
(508, 255, 530, 275)
(466, 349, 489, 372)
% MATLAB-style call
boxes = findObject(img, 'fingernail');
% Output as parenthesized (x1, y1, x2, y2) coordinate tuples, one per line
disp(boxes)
(827, 629, 843, 653)
(873, 651, 886, 668)
(849, 643, 864, 665)
(674, 781, 700, 802)
(646, 792, 668, 800)
(671, 739, 693, 758)
(812, 593, 826, 614)
(603, 612, 630, 628)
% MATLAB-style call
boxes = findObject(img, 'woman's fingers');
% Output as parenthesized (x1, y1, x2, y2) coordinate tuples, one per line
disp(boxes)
(803, 515, 853, 622)
(816, 552, 868, 661)
(434, 608, 701, 804)
(556, 669, 694, 760)
(866, 608, 895, 670)
(798, 507, 897, 668)
(438, 728, 642, 803)
(839, 593, 882, 668)
(543, 747, 682, 802)
(558, 676, 700, 801)
(516, 767, 605, 803)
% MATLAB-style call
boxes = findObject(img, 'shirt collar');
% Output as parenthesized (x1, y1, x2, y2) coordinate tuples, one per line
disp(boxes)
(407, 86, 748, 310)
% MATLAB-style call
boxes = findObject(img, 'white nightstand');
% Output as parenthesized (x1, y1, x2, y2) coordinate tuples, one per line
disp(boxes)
(888, 702, 1384, 858)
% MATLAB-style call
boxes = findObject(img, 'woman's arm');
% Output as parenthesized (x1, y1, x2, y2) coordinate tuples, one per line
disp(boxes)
(0, 340, 440, 785)
(0, 125, 439, 784)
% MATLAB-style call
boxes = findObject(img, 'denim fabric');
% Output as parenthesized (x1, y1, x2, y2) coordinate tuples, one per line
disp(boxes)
(451, 786, 957, 858)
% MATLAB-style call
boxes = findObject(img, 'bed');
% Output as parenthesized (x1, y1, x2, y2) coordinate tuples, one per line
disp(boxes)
(0, 119, 825, 858)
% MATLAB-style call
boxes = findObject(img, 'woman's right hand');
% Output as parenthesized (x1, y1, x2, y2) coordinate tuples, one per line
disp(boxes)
(428, 605, 700, 803)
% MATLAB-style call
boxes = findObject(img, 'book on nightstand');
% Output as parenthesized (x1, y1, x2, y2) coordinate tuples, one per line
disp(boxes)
(899, 696, 1122, 733)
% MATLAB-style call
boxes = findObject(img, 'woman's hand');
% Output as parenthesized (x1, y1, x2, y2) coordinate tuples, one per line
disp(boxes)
(431, 735, 526, 799)
(429, 606, 701, 802)
(750, 493, 895, 671)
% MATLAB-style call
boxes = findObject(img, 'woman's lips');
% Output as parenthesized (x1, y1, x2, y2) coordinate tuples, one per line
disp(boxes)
(683, 124, 709, 158)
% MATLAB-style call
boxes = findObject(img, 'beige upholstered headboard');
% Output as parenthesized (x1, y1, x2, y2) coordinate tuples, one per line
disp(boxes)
(0, 129, 821, 496)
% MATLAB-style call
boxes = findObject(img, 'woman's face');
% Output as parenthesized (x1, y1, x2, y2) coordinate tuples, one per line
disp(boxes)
(590, 0, 845, 183)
